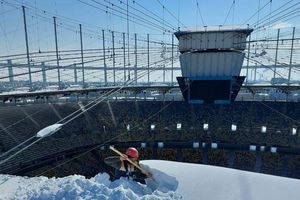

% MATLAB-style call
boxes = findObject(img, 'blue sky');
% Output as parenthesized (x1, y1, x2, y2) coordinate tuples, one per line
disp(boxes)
(14, 0, 293, 28)
(0, 0, 297, 55)
(0, 0, 299, 83)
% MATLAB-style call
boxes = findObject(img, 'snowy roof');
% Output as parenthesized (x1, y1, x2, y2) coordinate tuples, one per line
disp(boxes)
(1, 160, 300, 199)
(175, 25, 253, 38)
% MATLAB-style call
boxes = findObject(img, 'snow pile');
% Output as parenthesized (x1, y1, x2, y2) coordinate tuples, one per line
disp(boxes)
(36, 124, 63, 138)
(141, 163, 178, 193)
(2, 160, 300, 200)
(0, 164, 181, 200)
(142, 160, 300, 200)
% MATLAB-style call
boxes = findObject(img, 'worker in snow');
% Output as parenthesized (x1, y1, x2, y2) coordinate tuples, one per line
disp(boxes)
(104, 147, 152, 184)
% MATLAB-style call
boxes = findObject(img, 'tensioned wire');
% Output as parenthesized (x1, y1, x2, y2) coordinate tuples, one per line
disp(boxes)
(0, 56, 174, 166)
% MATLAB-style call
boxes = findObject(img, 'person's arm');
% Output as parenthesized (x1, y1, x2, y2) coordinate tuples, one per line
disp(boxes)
(104, 156, 122, 169)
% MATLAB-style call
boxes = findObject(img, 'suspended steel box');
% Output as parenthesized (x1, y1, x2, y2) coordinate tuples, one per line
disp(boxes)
(175, 26, 253, 104)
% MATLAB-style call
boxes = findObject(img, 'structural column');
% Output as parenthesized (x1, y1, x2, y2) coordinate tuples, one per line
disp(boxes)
(74, 64, 78, 84)
(102, 30, 107, 86)
(79, 24, 85, 87)
(147, 34, 150, 84)
(22, 6, 32, 90)
(163, 45, 166, 83)
(41, 62, 46, 87)
(246, 34, 251, 85)
(53, 17, 61, 89)
(171, 34, 174, 85)
(112, 31, 116, 85)
(123, 32, 126, 83)
(273, 29, 280, 84)
(7, 60, 13, 83)
(288, 27, 295, 86)
(254, 63, 257, 83)
(134, 33, 137, 85)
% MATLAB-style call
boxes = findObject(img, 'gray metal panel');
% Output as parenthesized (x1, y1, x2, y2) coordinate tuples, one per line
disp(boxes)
(179, 55, 186, 76)
(233, 52, 238, 75)
(236, 52, 245, 75)
(203, 33, 208, 49)
(191, 53, 197, 76)
(177, 30, 250, 52)
(192, 34, 197, 50)
(189, 35, 194, 51)
(239, 34, 247, 49)
(175, 27, 253, 36)
(179, 51, 245, 77)
(223, 32, 232, 49)
(218, 53, 224, 76)
(196, 51, 200, 76)
(222, 52, 227, 76)
(187, 53, 192, 76)
(206, 53, 211, 76)
(211, 52, 218, 76)
(217, 32, 223, 49)
(207, 33, 215, 49)
(234, 33, 241, 49)
(225, 53, 232, 76)
(179, 35, 186, 52)
(200, 53, 205, 76)
(203, 53, 209, 76)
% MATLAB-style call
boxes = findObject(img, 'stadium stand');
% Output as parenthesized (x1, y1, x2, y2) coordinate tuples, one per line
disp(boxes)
(0, 101, 300, 179)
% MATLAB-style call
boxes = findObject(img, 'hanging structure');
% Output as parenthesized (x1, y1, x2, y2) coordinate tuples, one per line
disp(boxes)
(175, 26, 253, 104)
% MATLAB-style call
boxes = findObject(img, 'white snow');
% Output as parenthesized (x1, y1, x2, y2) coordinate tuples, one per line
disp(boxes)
(36, 124, 63, 138)
(142, 160, 300, 200)
(0, 162, 180, 200)
(1, 160, 300, 200)
(182, 25, 250, 32)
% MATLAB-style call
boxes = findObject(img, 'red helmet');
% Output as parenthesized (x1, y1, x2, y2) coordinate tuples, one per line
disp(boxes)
(125, 147, 139, 158)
